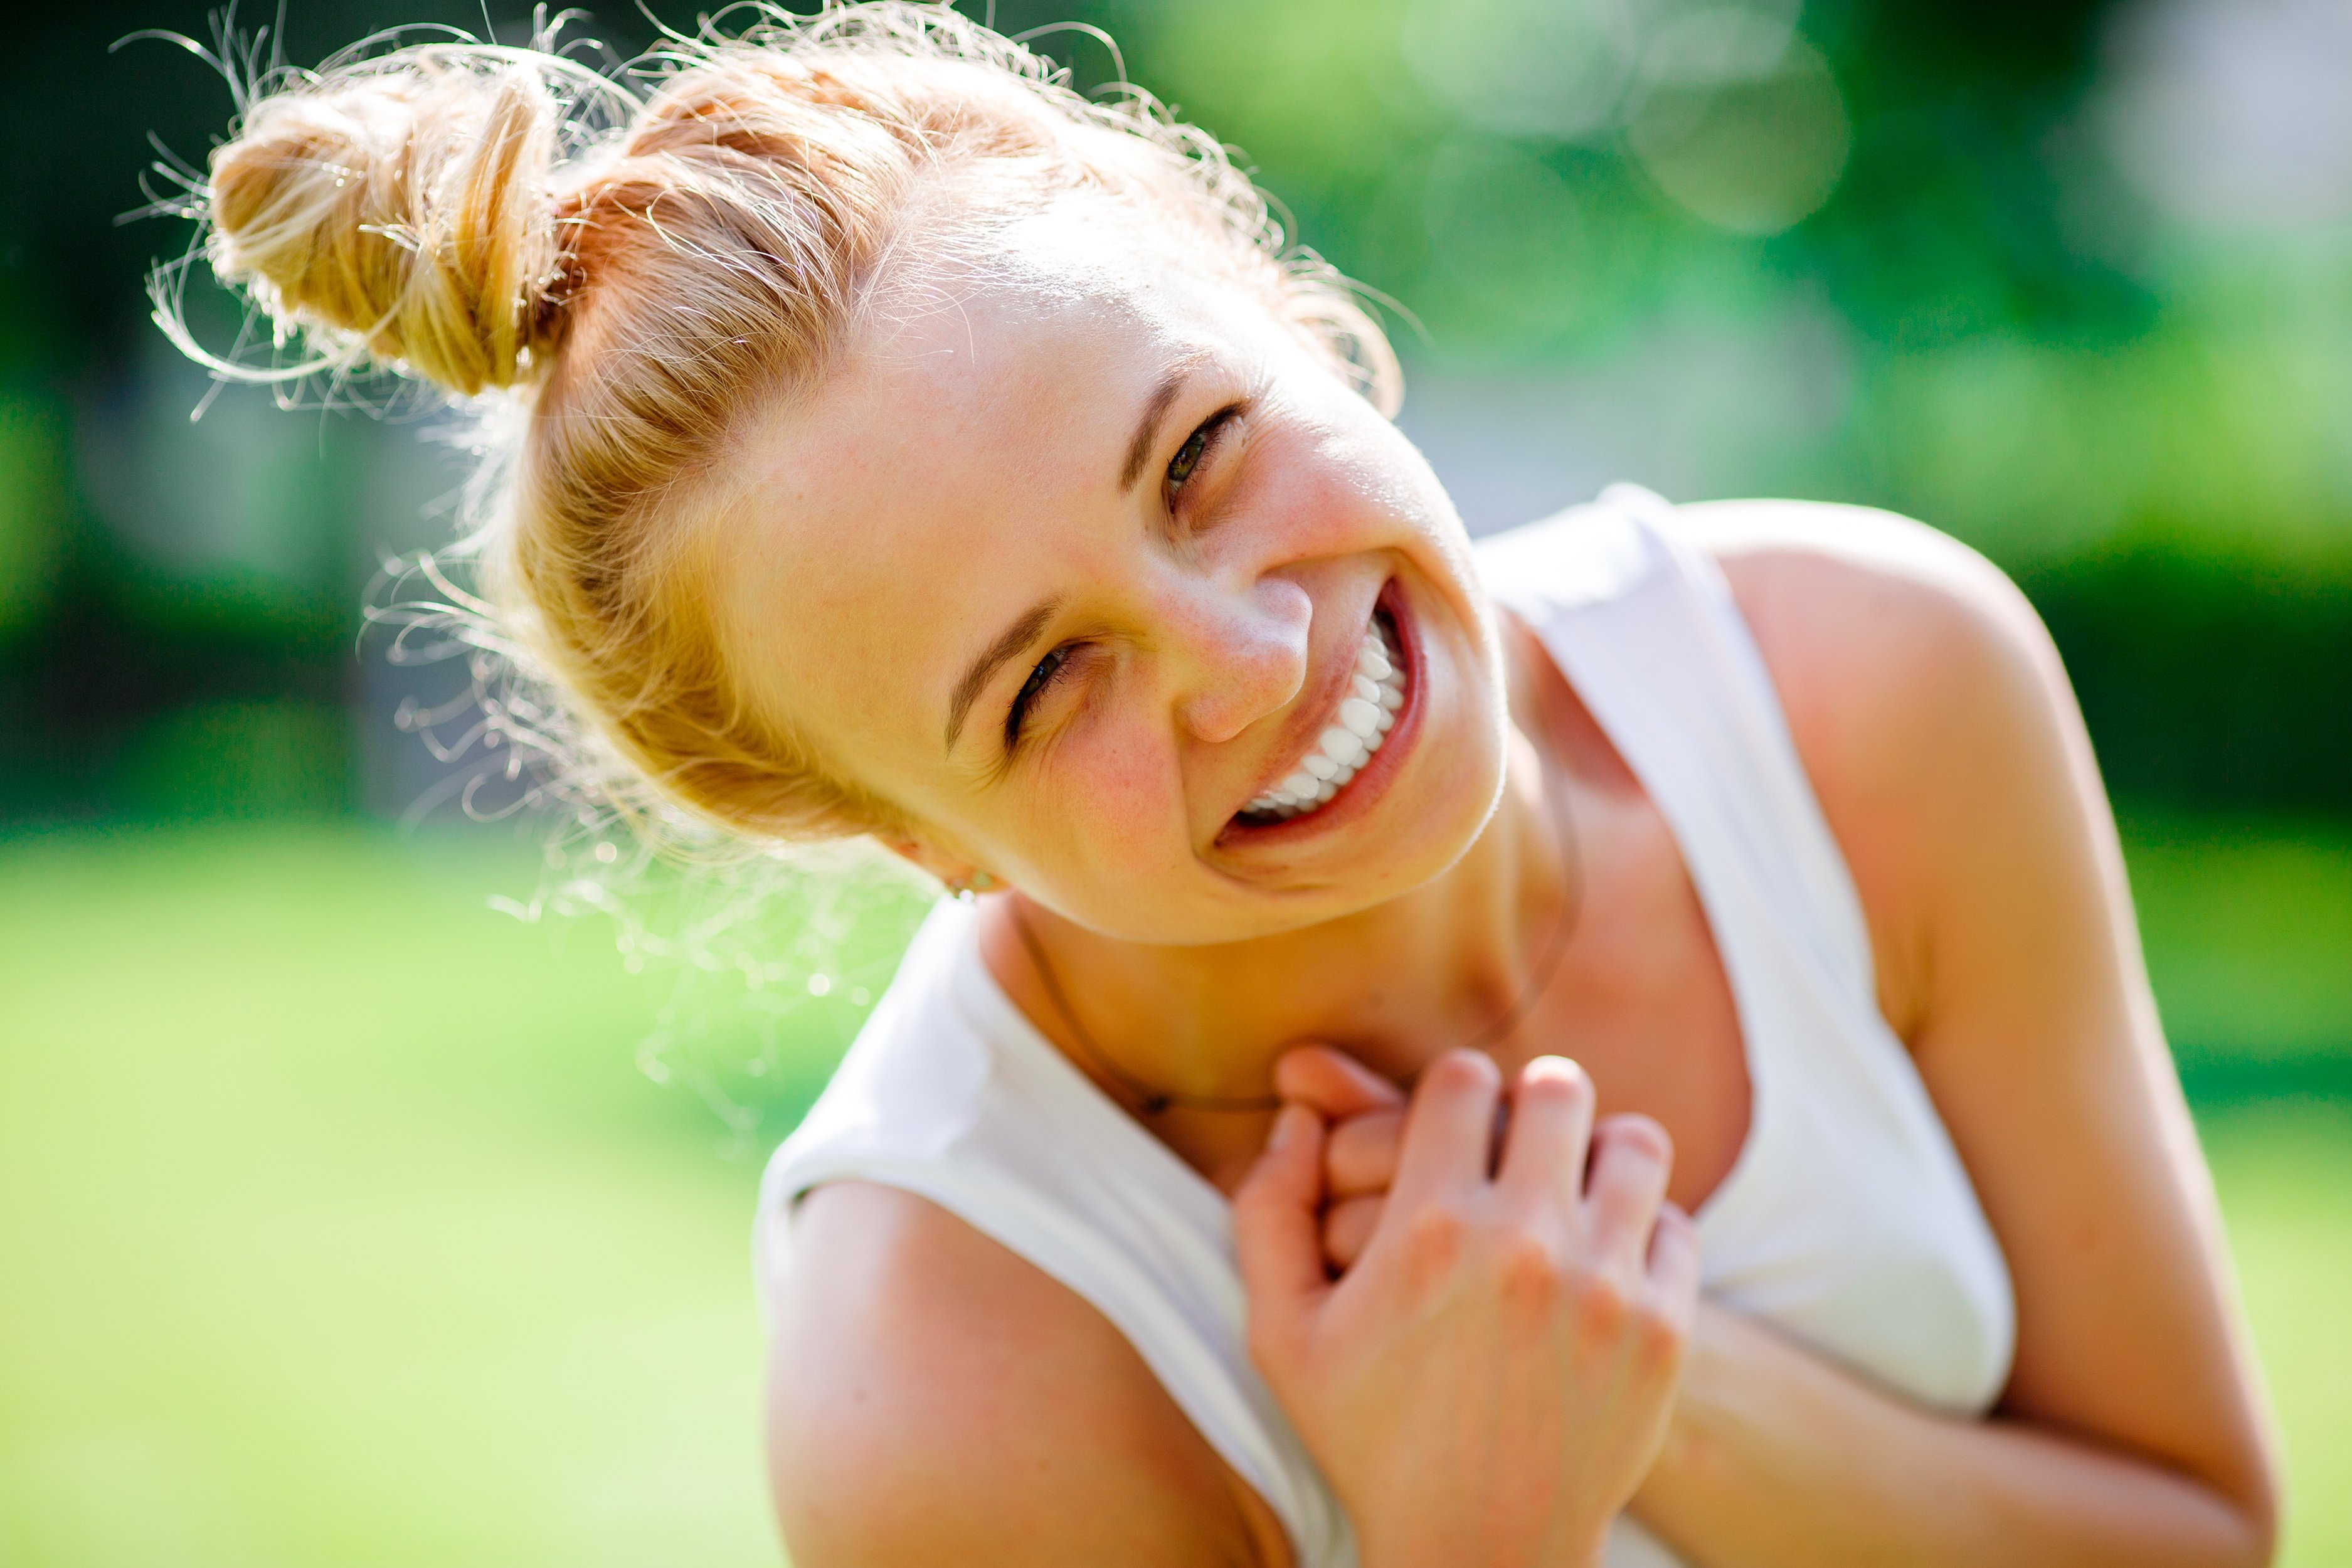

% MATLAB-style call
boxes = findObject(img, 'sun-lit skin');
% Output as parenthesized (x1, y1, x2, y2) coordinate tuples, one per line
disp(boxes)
(711, 201, 1518, 949)
(174, 18, 2282, 1565)
(732, 195, 2278, 1568)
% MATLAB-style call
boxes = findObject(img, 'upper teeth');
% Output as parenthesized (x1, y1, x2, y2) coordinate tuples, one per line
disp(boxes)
(1244, 616, 1406, 820)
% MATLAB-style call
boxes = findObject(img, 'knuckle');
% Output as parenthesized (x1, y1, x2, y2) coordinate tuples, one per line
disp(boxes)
(1630, 1294, 1690, 1370)
(1495, 1229, 1568, 1306)
(1403, 1199, 1471, 1265)
(1572, 1270, 1635, 1339)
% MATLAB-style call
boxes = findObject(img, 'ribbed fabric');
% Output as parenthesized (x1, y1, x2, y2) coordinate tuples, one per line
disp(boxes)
(759, 485, 2016, 1567)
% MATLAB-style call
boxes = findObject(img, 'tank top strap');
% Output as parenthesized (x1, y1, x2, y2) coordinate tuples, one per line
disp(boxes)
(761, 484, 2015, 1568)
(1478, 490, 2016, 1414)
(1476, 484, 1878, 1015)
(758, 899, 1358, 1567)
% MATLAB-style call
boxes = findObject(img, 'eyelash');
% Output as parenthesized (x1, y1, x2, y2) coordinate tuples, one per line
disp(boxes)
(1004, 644, 1074, 748)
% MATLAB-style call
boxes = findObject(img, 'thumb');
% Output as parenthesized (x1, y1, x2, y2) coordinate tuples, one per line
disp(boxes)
(1232, 1104, 1332, 1346)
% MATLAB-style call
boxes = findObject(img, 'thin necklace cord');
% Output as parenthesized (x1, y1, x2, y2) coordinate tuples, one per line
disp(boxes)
(1004, 745, 1582, 1118)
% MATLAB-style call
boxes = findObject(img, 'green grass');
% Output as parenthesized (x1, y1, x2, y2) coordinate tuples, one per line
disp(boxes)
(0, 825, 790, 1568)
(0, 818, 2344, 1566)
(2198, 1101, 2352, 1567)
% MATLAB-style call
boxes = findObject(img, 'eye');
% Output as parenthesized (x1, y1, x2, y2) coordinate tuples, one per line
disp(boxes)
(1004, 644, 1075, 748)
(1165, 407, 1237, 494)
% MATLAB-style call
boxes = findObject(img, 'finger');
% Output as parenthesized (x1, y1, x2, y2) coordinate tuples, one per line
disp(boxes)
(1274, 1044, 1408, 1121)
(1495, 1056, 1596, 1207)
(1645, 1201, 1702, 1330)
(1321, 1194, 1384, 1271)
(1233, 1106, 1334, 1340)
(1324, 1107, 1404, 1198)
(1584, 1113, 1675, 1266)
(1232, 1104, 1335, 1338)
(1391, 1049, 1505, 1206)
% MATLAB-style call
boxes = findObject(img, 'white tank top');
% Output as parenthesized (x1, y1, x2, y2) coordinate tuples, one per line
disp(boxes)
(758, 485, 2016, 1568)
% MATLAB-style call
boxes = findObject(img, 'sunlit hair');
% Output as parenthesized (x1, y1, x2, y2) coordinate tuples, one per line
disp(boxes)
(167, 1, 1402, 843)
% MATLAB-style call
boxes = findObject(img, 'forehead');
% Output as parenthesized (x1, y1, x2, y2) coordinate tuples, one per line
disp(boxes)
(842, 205, 1189, 482)
(711, 204, 1270, 772)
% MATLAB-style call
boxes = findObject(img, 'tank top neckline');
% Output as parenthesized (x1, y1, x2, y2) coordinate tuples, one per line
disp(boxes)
(941, 610, 1771, 1240)
(947, 916, 1237, 1226)
(764, 489, 2019, 1568)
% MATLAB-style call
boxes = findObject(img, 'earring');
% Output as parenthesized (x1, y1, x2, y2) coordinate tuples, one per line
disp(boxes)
(947, 869, 997, 898)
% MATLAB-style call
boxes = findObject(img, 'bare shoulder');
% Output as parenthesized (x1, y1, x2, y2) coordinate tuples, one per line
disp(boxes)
(1672, 498, 2058, 755)
(764, 1179, 1283, 1568)
(1671, 499, 2101, 1037)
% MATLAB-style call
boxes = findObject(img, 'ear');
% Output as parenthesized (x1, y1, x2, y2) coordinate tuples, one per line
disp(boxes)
(876, 834, 956, 882)
(876, 835, 997, 894)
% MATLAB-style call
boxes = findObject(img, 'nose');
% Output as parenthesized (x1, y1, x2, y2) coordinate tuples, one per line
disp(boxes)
(1163, 574, 1312, 745)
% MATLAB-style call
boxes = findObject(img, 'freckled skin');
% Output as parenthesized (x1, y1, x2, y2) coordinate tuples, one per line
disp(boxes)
(714, 204, 1508, 948)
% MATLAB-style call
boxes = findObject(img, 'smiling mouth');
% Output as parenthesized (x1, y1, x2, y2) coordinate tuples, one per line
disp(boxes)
(1235, 609, 1407, 826)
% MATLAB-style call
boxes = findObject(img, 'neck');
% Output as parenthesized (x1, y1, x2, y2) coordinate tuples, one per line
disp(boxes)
(977, 624, 1580, 1188)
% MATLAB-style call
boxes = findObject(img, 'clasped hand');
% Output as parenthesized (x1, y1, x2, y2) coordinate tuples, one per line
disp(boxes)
(1233, 1047, 1698, 1568)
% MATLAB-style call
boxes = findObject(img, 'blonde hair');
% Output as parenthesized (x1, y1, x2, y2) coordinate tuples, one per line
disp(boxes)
(174, 3, 1402, 843)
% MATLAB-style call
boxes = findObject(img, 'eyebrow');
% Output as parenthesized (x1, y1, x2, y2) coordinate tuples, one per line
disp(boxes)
(946, 595, 1061, 753)
(1118, 362, 1198, 492)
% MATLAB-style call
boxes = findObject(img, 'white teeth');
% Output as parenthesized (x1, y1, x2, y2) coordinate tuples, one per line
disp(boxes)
(1320, 726, 1366, 768)
(1242, 611, 1408, 821)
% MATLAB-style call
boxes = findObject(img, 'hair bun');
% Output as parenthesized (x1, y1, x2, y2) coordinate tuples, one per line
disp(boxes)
(207, 53, 564, 395)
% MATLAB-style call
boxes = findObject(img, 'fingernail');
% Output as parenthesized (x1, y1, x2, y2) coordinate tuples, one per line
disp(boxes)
(1269, 1104, 1305, 1149)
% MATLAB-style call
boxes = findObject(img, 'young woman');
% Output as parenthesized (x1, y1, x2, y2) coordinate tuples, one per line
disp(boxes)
(176, 5, 2279, 1564)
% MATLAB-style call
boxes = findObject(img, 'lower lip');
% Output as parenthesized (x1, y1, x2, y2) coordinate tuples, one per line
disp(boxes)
(1217, 581, 1425, 848)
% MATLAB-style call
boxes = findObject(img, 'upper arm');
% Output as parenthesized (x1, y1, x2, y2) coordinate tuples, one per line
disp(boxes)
(765, 1180, 1283, 1568)
(1691, 501, 2280, 1535)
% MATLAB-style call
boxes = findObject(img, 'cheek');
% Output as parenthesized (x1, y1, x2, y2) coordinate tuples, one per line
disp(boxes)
(1256, 416, 1471, 602)
(1254, 426, 1401, 550)
(1030, 718, 1187, 881)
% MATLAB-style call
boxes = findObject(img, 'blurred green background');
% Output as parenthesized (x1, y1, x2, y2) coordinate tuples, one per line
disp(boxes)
(1, 0, 2347, 1564)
